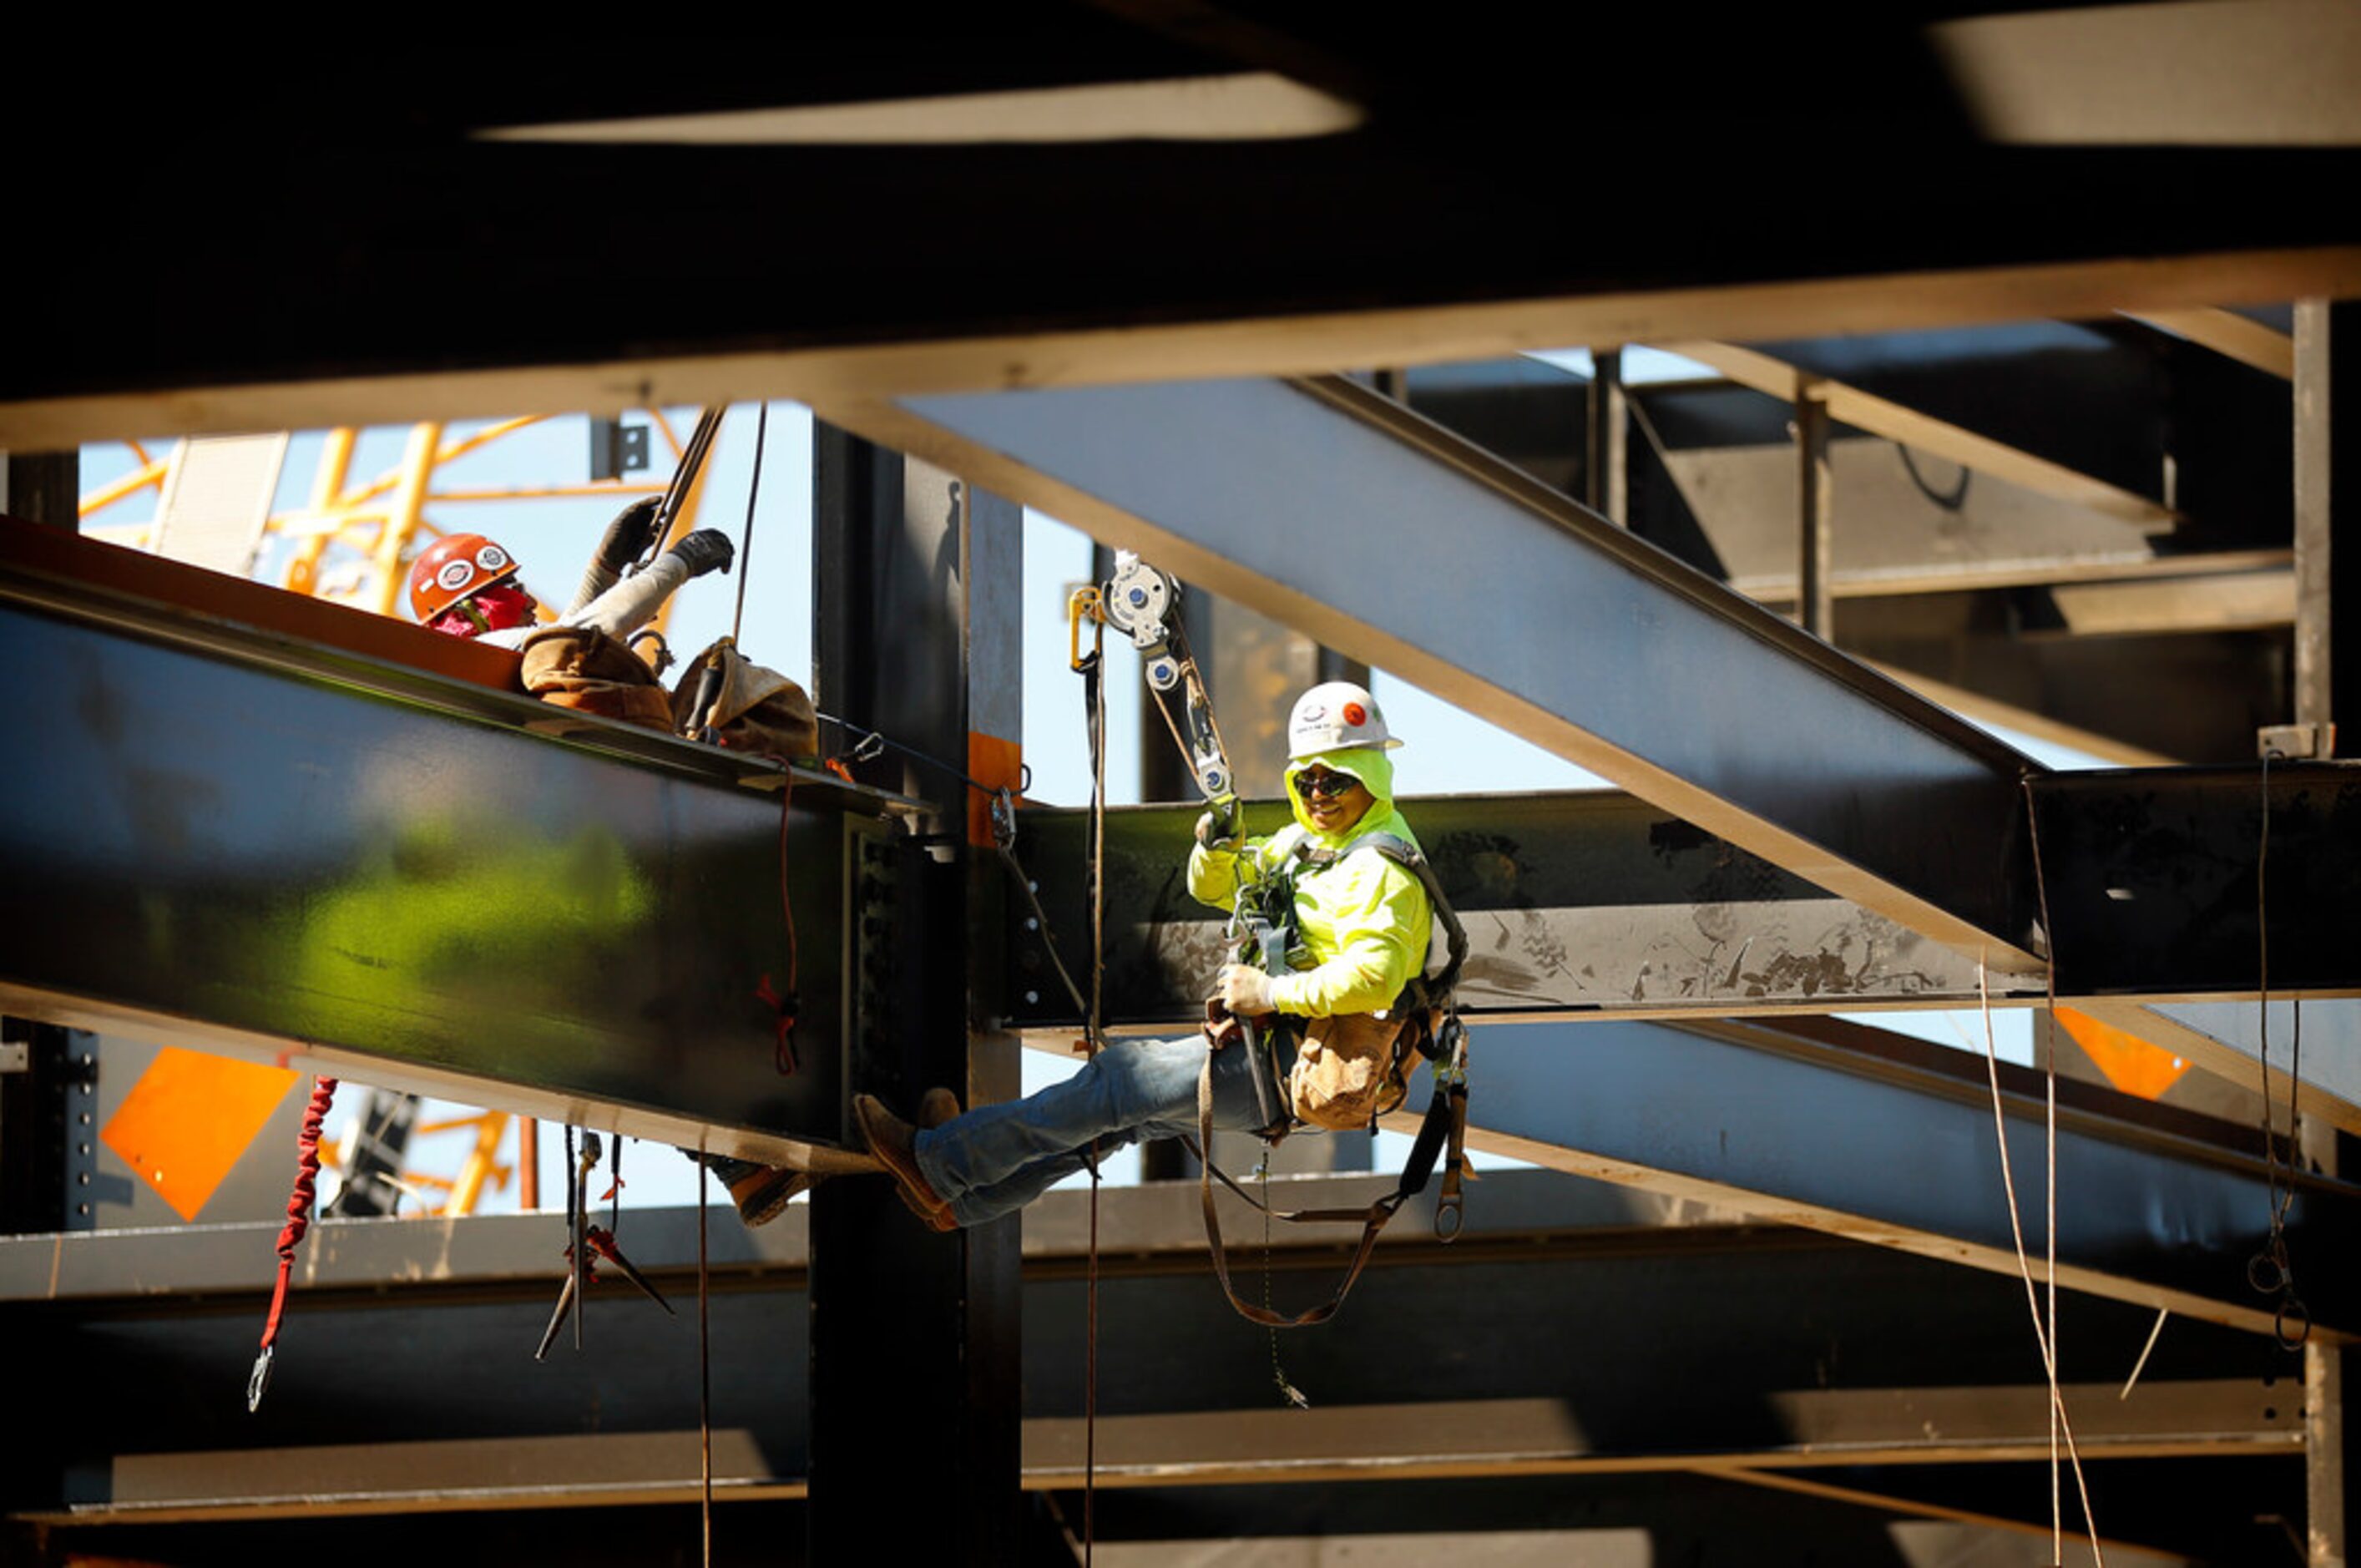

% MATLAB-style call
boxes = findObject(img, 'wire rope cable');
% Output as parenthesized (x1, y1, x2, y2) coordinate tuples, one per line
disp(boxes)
(729, 402, 767, 645)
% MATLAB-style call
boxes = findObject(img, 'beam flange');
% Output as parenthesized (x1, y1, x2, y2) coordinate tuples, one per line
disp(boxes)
(830, 373, 2047, 972)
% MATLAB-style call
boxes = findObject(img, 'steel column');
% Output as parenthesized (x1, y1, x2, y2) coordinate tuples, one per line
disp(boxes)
(1588, 347, 1627, 526)
(1, 450, 78, 528)
(2295, 299, 2335, 754)
(1797, 386, 1834, 638)
(825, 372, 2047, 971)
(806, 427, 1021, 1563)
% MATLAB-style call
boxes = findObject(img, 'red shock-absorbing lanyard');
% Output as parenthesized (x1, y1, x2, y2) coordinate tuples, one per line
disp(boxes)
(248, 1075, 338, 1412)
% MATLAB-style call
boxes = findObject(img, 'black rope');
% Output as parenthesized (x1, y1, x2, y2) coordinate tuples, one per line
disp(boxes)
(729, 401, 768, 645)
(2249, 747, 2310, 1348)
(1898, 444, 1971, 510)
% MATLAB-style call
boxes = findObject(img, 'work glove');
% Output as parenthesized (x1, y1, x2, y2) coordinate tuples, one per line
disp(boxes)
(1194, 799, 1240, 851)
(1216, 963, 1277, 1018)
(667, 529, 736, 579)
(595, 495, 665, 574)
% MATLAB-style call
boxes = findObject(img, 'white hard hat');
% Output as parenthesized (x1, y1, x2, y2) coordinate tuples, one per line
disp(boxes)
(1287, 681, 1401, 758)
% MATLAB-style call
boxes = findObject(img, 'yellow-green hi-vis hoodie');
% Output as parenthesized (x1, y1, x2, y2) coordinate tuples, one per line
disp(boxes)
(1186, 746, 1430, 1019)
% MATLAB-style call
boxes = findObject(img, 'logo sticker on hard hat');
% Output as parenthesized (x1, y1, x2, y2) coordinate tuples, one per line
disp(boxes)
(475, 544, 510, 574)
(436, 559, 476, 592)
(1342, 702, 1367, 726)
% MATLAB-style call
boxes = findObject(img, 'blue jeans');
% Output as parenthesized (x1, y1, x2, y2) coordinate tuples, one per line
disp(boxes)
(913, 1034, 1272, 1227)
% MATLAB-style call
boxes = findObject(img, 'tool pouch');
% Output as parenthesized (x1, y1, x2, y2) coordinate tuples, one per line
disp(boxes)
(517, 625, 675, 731)
(1292, 1010, 1413, 1130)
(671, 640, 820, 765)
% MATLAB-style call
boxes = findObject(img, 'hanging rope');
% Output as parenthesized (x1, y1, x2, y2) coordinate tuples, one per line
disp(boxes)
(697, 1158, 714, 1568)
(1996, 778, 2107, 1565)
(1078, 606, 1108, 1568)
(729, 401, 767, 645)
(248, 1075, 338, 1413)
(2249, 747, 2310, 1348)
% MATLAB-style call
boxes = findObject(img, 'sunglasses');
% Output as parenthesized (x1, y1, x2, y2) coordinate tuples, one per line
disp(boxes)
(1294, 770, 1358, 800)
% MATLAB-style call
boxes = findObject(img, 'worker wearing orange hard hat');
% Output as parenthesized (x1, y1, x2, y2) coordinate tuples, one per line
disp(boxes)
(408, 498, 804, 1224)
(407, 498, 735, 649)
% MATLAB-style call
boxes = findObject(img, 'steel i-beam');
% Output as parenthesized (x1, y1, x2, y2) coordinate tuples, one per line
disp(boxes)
(1431, 1014, 2361, 1341)
(0, 521, 900, 1166)
(819, 374, 2049, 973)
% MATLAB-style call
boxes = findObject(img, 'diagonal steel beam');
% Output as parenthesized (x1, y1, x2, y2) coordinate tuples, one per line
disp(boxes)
(0, 531, 900, 1169)
(2122, 308, 2297, 379)
(822, 375, 2048, 971)
(1421, 1015, 2361, 1340)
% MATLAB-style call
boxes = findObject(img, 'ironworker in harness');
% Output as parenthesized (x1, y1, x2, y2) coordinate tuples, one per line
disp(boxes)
(407, 497, 735, 650)
(405, 498, 806, 1228)
(857, 680, 1441, 1232)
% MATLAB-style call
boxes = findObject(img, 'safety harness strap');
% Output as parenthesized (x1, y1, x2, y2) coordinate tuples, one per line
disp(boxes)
(1282, 830, 1469, 1019)
(1191, 1019, 1470, 1326)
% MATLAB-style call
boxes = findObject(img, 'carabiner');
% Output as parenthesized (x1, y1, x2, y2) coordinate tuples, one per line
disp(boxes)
(246, 1345, 275, 1414)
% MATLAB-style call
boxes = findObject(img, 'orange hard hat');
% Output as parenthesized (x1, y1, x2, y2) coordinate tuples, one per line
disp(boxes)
(408, 534, 519, 621)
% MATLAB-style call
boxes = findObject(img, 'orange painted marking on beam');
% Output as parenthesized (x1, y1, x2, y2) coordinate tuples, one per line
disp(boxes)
(2055, 1005, 2192, 1102)
(100, 1049, 301, 1222)
(968, 731, 1024, 847)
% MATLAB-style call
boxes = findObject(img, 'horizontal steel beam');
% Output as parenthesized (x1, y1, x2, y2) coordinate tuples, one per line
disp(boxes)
(1025, 1383, 2295, 1488)
(1, 1178, 2297, 1527)
(19, 1382, 2290, 1525)
(1423, 1015, 2361, 1339)
(1006, 794, 2008, 1029)
(826, 373, 2049, 971)
(0, 544, 908, 1167)
(2025, 765, 2361, 1001)
(1009, 777, 2361, 1027)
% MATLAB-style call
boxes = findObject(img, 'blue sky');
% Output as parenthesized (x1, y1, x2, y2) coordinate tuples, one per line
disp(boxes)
(83, 373, 2070, 1213)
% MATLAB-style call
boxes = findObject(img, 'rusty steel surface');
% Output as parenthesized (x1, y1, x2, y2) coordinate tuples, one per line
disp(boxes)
(1005, 794, 2003, 1030)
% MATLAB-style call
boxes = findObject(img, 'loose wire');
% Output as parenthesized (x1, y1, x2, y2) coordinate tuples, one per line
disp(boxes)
(1978, 961, 2106, 1568)
(2250, 748, 2309, 1348)
(2020, 778, 2106, 1565)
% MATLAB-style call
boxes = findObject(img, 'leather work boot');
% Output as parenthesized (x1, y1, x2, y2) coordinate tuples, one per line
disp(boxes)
(854, 1094, 957, 1231)
(918, 1085, 962, 1129)
(725, 1164, 811, 1228)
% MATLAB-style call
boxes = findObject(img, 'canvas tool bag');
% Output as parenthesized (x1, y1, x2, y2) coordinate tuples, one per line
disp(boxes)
(516, 625, 675, 731)
(670, 639, 820, 766)
(1291, 1009, 1415, 1131)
